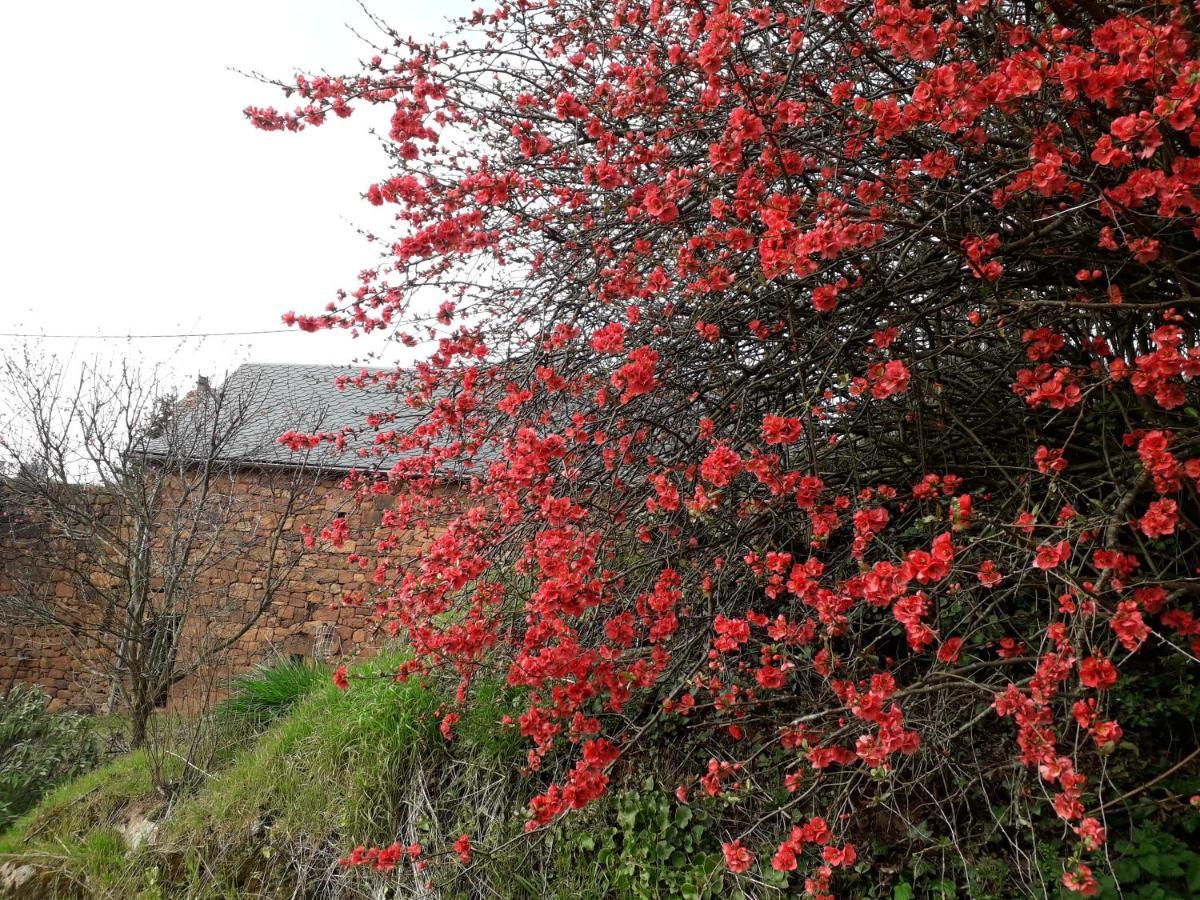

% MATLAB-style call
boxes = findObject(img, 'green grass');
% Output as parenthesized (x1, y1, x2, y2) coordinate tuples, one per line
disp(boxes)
(0, 655, 708, 898)
(0, 749, 183, 899)
(0, 750, 178, 856)
(214, 655, 328, 731)
(171, 664, 440, 845)
(155, 655, 528, 896)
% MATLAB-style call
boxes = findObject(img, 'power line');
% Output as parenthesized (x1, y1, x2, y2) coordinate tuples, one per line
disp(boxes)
(0, 328, 298, 340)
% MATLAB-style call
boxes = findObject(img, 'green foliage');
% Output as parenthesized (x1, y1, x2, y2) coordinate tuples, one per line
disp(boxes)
(1109, 653, 1200, 741)
(0, 654, 532, 898)
(0, 749, 180, 855)
(0, 684, 100, 829)
(2, 666, 1196, 900)
(171, 658, 439, 850)
(1098, 821, 1200, 899)
(160, 656, 529, 895)
(214, 655, 327, 731)
(13, 660, 1192, 900)
(884, 854, 1010, 900)
(554, 781, 725, 899)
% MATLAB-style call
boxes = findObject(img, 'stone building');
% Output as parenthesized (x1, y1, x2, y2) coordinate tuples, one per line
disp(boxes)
(0, 364, 440, 711)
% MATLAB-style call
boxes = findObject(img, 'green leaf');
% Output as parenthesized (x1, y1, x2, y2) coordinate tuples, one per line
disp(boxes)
(1158, 856, 1184, 878)
(893, 884, 915, 900)
(762, 867, 789, 888)
(1113, 859, 1141, 884)
(617, 807, 638, 832)
(1138, 854, 1162, 878)
(1186, 857, 1200, 892)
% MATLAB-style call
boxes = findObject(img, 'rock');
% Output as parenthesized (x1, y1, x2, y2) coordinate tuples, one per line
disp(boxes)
(119, 815, 159, 851)
(0, 862, 37, 894)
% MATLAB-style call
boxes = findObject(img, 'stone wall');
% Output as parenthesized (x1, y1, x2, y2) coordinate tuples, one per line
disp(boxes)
(0, 470, 438, 712)
(0, 487, 113, 711)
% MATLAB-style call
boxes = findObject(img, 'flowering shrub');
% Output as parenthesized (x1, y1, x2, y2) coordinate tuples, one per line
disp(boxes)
(251, 0, 1200, 895)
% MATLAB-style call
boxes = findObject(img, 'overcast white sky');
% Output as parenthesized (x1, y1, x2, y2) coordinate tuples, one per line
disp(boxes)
(0, 1, 474, 394)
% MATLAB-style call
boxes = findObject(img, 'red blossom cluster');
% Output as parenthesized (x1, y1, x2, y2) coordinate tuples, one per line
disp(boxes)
(339, 840, 422, 872)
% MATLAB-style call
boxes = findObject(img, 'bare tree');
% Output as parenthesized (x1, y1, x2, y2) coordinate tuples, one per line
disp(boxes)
(0, 348, 328, 750)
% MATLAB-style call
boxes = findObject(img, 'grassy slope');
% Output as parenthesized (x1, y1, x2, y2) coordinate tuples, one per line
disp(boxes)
(0, 655, 728, 899)
(0, 750, 182, 898)
(0, 660, 546, 898)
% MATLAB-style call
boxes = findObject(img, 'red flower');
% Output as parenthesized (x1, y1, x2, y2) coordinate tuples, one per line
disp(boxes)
(812, 283, 841, 312)
(1034, 445, 1067, 475)
(755, 663, 788, 689)
(1138, 498, 1177, 539)
(333, 665, 349, 690)
(1111, 601, 1150, 652)
(997, 638, 1025, 659)
(589, 322, 626, 355)
(610, 346, 659, 403)
(977, 560, 1002, 587)
(322, 517, 350, 549)
(1079, 656, 1117, 690)
(1034, 540, 1071, 570)
(453, 833, 472, 864)
(771, 842, 797, 872)
(581, 737, 620, 769)
(867, 359, 912, 399)
(937, 637, 964, 664)
(1062, 863, 1098, 896)
(722, 839, 754, 873)
(375, 842, 403, 871)
(762, 414, 802, 445)
(822, 843, 856, 867)
(1075, 818, 1106, 852)
(701, 444, 743, 487)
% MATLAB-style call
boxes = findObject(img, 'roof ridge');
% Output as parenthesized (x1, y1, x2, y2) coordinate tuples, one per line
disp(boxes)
(230, 362, 370, 371)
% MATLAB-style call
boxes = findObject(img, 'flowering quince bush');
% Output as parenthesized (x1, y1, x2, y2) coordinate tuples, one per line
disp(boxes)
(250, 0, 1200, 895)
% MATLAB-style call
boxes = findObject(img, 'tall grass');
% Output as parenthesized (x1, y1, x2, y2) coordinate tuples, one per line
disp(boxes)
(215, 655, 328, 731)
(3, 656, 665, 898)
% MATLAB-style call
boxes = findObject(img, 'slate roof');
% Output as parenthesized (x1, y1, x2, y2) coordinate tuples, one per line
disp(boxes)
(145, 363, 424, 473)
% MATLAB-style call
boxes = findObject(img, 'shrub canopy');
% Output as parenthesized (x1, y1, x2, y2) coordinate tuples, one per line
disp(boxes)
(250, 0, 1200, 895)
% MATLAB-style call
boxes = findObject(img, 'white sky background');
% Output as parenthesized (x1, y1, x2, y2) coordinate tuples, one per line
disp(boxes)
(0, 0, 475, 401)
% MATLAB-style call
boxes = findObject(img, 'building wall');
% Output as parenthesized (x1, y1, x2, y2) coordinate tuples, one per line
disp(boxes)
(0, 487, 115, 711)
(0, 470, 439, 712)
